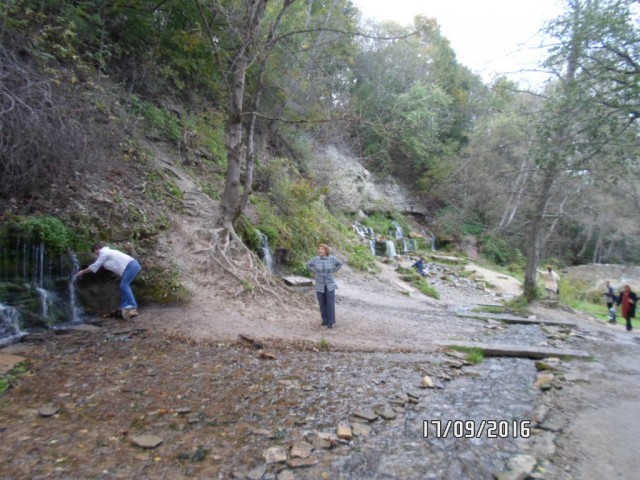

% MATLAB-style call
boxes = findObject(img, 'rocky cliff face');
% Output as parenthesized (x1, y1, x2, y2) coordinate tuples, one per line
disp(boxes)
(308, 146, 427, 216)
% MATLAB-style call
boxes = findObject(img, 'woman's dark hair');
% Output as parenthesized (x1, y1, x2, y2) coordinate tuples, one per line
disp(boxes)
(92, 242, 105, 253)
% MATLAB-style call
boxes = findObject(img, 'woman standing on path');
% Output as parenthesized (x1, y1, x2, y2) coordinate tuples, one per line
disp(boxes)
(617, 284, 637, 332)
(306, 244, 343, 329)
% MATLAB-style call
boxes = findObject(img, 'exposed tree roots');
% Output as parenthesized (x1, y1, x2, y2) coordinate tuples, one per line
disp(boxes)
(189, 225, 312, 310)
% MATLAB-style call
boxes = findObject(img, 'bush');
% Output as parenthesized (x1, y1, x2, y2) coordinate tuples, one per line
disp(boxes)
(0, 46, 84, 199)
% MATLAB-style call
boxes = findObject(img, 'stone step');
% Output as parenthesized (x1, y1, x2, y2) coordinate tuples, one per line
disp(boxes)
(437, 341, 591, 359)
(456, 313, 578, 327)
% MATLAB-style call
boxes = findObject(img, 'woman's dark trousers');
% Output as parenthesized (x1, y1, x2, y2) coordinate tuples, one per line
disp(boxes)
(317, 287, 336, 327)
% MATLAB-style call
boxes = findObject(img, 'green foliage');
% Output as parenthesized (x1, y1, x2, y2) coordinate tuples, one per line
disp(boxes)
(472, 305, 507, 315)
(236, 216, 262, 253)
(138, 265, 191, 305)
(6, 216, 72, 253)
(251, 159, 349, 274)
(316, 338, 330, 352)
(361, 214, 396, 237)
(344, 243, 378, 273)
(503, 296, 532, 316)
(131, 97, 182, 143)
(396, 267, 440, 299)
(450, 346, 484, 365)
(479, 235, 523, 267)
(0, 361, 32, 395)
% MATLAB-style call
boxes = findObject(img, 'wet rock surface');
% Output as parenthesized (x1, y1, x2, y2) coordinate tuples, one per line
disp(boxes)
(1, 260, 639, 479)
(0, 325, 542, 480)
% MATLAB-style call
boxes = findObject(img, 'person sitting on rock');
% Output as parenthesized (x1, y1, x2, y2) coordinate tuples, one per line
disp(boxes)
(412, 257, 428, 277)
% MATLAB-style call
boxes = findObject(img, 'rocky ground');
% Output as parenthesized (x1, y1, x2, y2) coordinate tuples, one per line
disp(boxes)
(2, 255, 640, 480)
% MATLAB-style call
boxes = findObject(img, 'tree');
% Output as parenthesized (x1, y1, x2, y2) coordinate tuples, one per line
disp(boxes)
(522, 0, 640, 299)
(190, 0, 360, 295)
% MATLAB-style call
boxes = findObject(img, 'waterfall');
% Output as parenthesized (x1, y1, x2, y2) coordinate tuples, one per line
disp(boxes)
(402, 238, 417, 254)
(393, 221, 404, 239)
(353, 223, 367, 239)
(0, 303, 25, 347)
(0, 238, 87, 344)
(353, 222, 377, 256)
(36, 287, 51, 320)
(431, 235, 438, 251)
(68, 252, 84, 323)
(385, 240, 397, 258)
(257, 231, 275, 273)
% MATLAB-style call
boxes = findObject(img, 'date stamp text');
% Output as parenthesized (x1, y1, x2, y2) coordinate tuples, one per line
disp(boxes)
(423, 420, 531, 438)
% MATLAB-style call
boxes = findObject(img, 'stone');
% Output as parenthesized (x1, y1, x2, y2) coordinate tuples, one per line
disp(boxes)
(247, 465, 266, 480)
(374, 406, 397, 420)
(277, 470, 295, 480)
(532, 405, 549, 424)
(352, 410, 378, 422)
(281, 276, 313, 287)
(420, 375, 435, 388)
(130, 435, 163, 449)
(263, 446, 287, 464)
(352, 423, 372, 437)
(38, 403, 60, 417)
(287, 457, 319, 469)
(337, 423, 353, 440)
(535, 372, 555, 389)
(290, 441, 313, 459)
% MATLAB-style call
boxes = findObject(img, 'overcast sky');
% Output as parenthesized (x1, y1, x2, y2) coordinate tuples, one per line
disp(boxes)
(350, 0, 564, 87)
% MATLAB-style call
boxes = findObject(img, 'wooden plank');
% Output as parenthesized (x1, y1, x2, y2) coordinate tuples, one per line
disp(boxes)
(456, 313, 578, 327)
(437, 341, 591, 359)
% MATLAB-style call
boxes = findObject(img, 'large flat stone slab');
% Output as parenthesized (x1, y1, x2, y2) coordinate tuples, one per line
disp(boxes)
(456, 313, 578, 327)
(282, 276, 313, 287)
(437, 341, 591, 359)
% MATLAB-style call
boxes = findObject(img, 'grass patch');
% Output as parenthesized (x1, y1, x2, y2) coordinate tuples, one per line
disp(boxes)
(502, 296, 532, 316)
(316, 338, 330, 352)
(472, 305, 506, 314)
(397, 267, 440, 299)
(449, 346, 484, 365)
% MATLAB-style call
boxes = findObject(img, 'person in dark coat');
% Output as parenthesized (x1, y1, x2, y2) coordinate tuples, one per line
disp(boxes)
(616, 284, 637, 332)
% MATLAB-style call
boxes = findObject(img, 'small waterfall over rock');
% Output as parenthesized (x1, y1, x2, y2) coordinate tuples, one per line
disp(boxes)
(0, 303, 25, 347)
(392, 221, 404, 239)
(353, 222, 377, 256)
(385, 240, 397, 257)
(68, 252, 84, 323)
(354, 221, 424, 258)
(257, 231, 275, 273)
(0, 238, 86, 345)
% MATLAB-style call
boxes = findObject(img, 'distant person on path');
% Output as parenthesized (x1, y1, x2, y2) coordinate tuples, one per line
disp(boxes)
(412, 257, 428, 277)
(605, 280, 617, 324)
(306, 244, 343, 329)
(616, 284, 637, 332)
(538, 266, 560, 300)
(75, 243, 142, 320)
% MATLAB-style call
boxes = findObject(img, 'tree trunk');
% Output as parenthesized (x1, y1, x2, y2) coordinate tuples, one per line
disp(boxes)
(523, 166, 557, 300)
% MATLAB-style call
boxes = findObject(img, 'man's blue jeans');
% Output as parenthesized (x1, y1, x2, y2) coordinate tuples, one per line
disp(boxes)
(317, 287, 336, 326)
(120, 260, 141, 308)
